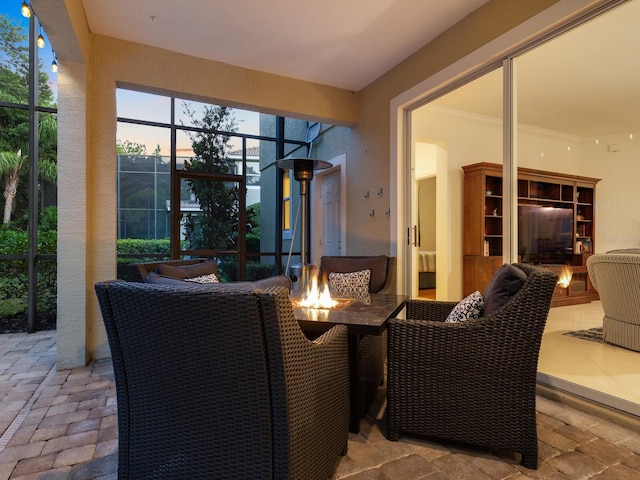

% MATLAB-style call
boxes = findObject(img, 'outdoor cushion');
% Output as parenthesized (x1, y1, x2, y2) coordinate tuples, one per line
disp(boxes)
(320, 256, 389, 293)
(328, 269, 371, 298)
(445, 290, 484, 323)
(146, 272, 292, 291)
(156, 260, 218, 279)
(482, 264, 527, 316)
(184, 273, 220, 284)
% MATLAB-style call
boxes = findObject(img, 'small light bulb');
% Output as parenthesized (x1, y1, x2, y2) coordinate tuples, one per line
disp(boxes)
(21, 1, 31, 17)
(37, 34, 45, 48)
(51, 59, 58, 73)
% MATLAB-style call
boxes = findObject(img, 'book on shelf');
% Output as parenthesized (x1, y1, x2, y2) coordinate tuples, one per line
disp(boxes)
(575, 239, 591, 254)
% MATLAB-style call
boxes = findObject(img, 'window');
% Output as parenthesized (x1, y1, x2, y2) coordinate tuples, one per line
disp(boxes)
(282, 170, 291, 232)
(116, 89, 319, 280)
(0, 1, 58, 332)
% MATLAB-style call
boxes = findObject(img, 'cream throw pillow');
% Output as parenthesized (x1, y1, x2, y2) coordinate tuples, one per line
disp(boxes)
(328, 269, 371, 298)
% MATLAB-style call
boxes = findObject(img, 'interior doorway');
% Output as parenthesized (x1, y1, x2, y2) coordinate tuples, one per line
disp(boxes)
(313, 153, 346, 263)
(321, 169, 342, 256)
(416, 176, 436, 299)
(408, 141, 451, 300)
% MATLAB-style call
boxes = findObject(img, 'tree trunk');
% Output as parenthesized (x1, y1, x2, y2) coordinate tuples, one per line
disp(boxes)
(3, 173, 18, 224)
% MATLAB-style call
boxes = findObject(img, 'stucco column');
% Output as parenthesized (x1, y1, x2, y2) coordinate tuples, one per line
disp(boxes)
(56, 62, 88, 369)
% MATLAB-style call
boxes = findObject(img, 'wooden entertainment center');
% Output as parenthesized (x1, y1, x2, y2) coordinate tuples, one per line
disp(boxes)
(462, 162, 601, 307)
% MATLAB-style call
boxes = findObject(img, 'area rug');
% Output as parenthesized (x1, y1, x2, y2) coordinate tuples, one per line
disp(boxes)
(562, 327, 604, 344)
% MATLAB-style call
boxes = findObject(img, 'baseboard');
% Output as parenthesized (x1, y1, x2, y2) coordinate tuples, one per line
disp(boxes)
(537, 373, 640, 432)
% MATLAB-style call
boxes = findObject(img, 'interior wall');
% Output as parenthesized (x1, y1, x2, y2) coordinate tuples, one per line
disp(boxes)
(581, 135, 640, 252)
(415, 143, 436, 253)
(417, 178, 436, 251)
(414, 142, 451, 299)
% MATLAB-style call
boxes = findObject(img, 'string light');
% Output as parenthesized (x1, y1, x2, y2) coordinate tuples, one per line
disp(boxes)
(51, 53, 58, 73)
(37, 27, 45, 48)
(21, 1, 31, 18)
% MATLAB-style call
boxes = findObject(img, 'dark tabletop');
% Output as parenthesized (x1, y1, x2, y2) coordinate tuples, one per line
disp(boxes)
(291, 293, 408, 335)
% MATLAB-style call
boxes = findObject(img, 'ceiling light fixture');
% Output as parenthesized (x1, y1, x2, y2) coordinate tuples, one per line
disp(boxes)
(21, 1, 31, 18)
(37, 28, 45, 48)
(51, 53, 58, 73)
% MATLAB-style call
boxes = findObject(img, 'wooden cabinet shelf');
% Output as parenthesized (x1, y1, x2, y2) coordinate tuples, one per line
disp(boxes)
(462, 162, 600, 307)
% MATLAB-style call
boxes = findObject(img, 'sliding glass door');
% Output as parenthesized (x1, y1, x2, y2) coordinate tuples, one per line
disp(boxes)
(408, 0, 640, 414)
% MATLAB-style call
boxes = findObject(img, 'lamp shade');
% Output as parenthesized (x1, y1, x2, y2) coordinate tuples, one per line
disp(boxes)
(275, 157, 332, 182)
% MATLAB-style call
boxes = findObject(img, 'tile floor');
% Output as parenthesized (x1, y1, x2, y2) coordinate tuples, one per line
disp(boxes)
(539, 301, 640, 414)
(1, 304, 640, 479)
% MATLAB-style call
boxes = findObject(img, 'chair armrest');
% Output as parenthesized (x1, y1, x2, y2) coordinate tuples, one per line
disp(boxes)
(405, 299, 458, 321)
(259, 288, 349, 479)
(388, 309, 545, 398)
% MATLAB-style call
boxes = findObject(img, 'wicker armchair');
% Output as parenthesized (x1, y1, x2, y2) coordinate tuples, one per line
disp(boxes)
(95, 282, 348, 479)
(386, 264, 557, 469)
(318, 255, 395, 425)
(587, 251, 640, 351)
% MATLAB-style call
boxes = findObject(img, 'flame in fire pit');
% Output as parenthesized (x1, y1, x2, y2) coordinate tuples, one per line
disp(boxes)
(557, 265, 573, 288)
(299, 275, 338, 309)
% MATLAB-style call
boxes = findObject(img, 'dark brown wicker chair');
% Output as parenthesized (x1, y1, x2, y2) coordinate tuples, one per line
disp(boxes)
(95, 282, 349, 479)
(386, 263, 557, 469)
(318, 255, 395, 423)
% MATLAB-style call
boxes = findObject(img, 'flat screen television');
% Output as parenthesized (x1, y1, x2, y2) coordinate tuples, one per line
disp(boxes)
(518, 205, 574, 264)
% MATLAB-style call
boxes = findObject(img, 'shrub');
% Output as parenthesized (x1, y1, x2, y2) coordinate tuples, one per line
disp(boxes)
(0, 206, 58, 316)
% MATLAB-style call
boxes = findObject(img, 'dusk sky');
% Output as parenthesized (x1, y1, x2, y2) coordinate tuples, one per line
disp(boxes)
(1, 0, 58, 101)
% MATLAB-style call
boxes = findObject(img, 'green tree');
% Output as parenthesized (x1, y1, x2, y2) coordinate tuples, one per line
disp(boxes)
(182, 104, 240, 252)
(0, 116, 57, 224)
(0, 13, 56, 223)
(116, 139, 147, 155)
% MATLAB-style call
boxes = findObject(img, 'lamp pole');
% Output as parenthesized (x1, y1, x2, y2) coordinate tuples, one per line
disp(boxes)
(276, 158, 332, 290)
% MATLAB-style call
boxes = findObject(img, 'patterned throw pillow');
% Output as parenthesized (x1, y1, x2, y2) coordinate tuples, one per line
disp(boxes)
(184, 273, 220, 284)
(328, 269, 371, 298)
(445, 291, 485, 323)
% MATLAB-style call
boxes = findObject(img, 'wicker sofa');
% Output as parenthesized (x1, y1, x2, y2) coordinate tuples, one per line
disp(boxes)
(95, 281, 348, 479)
(587, 250, 640, 351)
(386, 263, 557, 469)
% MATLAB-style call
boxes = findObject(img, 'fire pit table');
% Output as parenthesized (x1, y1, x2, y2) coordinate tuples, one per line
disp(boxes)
(291, 293, 408, 433)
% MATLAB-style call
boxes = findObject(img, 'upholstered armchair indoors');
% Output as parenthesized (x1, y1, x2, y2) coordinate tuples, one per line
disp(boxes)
(317, 255, 395, 420)
(95, 282, 348, 480)
(587, 250, 640, 351)
(386, 263, 557, 469)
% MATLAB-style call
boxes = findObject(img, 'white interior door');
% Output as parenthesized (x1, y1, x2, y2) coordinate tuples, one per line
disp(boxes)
(321, 170, 342, 256)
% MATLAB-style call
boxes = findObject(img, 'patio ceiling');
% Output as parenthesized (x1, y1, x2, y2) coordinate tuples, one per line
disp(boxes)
(79, 0, 490, 91)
